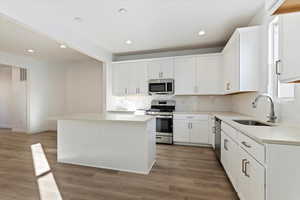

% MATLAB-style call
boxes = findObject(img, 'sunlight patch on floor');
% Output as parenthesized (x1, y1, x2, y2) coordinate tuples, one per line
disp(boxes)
(31, 143, 63, 200)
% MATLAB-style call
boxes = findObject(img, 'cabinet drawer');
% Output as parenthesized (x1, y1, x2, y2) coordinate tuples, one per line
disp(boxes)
(221, 122, 238, 140)
(173, 114, 208, 121)
(238, 132, 265, 164)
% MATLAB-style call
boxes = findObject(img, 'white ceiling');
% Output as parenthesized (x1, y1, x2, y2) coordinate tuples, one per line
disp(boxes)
(0, 0, 264, 56)
(0, 14, 97, 63)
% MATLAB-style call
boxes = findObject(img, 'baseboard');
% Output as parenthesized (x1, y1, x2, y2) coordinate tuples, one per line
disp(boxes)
(174, 142, 213, 148)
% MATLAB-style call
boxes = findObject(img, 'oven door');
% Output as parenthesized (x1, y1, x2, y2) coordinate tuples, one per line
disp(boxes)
(156, 115, 173, 134)
(148, 82, 167, 94)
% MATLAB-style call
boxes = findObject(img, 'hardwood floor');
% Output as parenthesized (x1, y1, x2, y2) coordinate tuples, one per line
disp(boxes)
(0, 129, 238, 200)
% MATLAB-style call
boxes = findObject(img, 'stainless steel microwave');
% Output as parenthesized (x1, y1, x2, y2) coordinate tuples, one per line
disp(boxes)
(148, 79, 174, 95)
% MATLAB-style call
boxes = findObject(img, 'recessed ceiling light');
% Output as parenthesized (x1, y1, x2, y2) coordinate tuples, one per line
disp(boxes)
(125, 40, 132, 45)
(27, 49, 34, 53)
(60, 44, 67, 49)
(118, 8, 127, 13)
(73, 17, 83, 22)
(198, 30, 206, 36)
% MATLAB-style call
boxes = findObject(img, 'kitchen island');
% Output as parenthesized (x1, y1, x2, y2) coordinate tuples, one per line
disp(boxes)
(51, 113, 156, 174)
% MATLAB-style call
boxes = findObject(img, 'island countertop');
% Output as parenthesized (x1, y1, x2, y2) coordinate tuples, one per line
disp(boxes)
(49, 113, 154, 123)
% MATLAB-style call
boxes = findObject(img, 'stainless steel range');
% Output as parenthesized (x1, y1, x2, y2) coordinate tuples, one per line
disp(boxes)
(146, 99, 176, 144)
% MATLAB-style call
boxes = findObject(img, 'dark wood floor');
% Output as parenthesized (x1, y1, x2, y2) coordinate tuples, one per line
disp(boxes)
(0, 129, 238, 200)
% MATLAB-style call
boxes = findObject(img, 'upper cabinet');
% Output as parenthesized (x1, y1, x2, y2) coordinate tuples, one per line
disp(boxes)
(174, 54, 223, 95)
(174, 56, 197, 95)
(266, 0, 300, 15)
(147, 58, 174, 79)
(222, 26, 261, 94)
(112, 61, 148, 96)
(278, 12, 300, 83)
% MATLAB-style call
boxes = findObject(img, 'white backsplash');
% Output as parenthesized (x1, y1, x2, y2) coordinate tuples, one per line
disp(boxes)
(109, 95, 233, 112)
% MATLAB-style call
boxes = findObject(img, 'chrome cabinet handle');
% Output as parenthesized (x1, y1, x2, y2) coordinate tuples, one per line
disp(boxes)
(242, 159, 247, 174)
(224, 139, 229, 151)
(125, 88, 128, 95)
(190, 123, 193, 129)
(276, 59, 282, 75)
(241, 141, 251, 148)
(244, 160, 250, 177)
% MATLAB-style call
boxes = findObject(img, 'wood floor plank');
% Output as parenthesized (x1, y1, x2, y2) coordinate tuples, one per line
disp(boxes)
(0, 129, 238, 200)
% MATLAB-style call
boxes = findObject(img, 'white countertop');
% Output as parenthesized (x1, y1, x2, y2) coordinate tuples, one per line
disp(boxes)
(175, 111, 300, 146)
(213, 112, 300, 146)
(49, 113, 154, 123)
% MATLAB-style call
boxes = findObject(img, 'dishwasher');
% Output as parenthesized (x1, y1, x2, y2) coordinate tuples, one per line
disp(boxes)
(214, 117, 222, 160)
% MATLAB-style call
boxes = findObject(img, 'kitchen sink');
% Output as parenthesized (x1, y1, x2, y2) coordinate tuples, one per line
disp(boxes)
(233, 120, 272, 127)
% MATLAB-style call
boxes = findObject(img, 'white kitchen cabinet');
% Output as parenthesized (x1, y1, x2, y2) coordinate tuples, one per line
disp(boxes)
(222, 26, 260, 94)
(278, 12, 300, 83)
(221, 122, 265, 200)
(112, 61, 147, 96)
(173, 120, 190, 143)
(173, 114, 209, 145)
(174, 54, 222, 95)
(190, 121, 209, 144)
(112, 63, 131, 96)
(130, 62, 148, 95)
(238, 147, 265, 200)
(221, 131, 240, 191)
(147, 58, 174, 79)
(196, 54, 223, 94)
(174, 57, 197, 95)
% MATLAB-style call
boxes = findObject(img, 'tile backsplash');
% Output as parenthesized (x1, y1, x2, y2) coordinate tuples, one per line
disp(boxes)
(108, 95, 232, 112)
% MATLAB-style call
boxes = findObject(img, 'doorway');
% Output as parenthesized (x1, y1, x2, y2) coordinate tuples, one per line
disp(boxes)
(0, 64, 28, 133)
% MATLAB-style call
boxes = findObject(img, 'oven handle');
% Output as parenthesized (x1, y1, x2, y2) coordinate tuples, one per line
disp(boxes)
(156, 115, 173, 119)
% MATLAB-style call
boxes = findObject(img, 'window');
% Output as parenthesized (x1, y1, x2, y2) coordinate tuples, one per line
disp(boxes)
(268, 17, 295, 100)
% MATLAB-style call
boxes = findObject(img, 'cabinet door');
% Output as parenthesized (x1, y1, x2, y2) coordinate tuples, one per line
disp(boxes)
(223, 32, 240, 93)
(221, 132, 240, 191)
(131, 62, 148, 95)
(279, 12, 300, 83)
(173, 120, 190, 143)
(196, 55, 222, 94)
(174, 57, 197, 95)
(160, 58, 174, 79)
(147, 60, 161, 80)
(238, 148, 265, 200)
(190, 121, 209, 144)
(112, 63, 130, 96)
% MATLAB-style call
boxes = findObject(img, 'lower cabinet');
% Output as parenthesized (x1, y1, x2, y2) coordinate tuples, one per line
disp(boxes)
(221, 124, 265, 200)
(221, 132, 240, 191)
(238, 148, 265, 200)
(173, 114, 209, 145)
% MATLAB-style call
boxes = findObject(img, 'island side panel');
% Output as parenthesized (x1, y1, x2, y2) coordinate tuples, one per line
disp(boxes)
(57, 119, 153, 174)
(146, 118, 156, 172)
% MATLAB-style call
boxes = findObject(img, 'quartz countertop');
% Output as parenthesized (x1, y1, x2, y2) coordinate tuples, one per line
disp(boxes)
(214, 113, 300, 146)
(175, 111, 300, 146)
(49, 113, 154, 123)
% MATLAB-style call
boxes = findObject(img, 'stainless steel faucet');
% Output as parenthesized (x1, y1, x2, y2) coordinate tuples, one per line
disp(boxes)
(252, 94, 277, 123)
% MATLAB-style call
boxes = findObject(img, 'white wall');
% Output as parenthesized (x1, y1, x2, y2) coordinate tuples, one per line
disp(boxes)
(65, 60, 103, 114)
(231, 6, 300, 123)
(0, 65, 12, 128)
